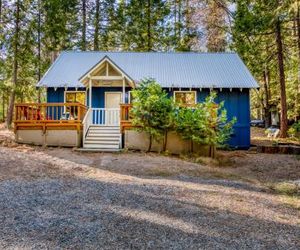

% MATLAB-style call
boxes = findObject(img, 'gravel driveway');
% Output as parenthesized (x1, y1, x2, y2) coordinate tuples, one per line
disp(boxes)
(0, 144, 299, 249)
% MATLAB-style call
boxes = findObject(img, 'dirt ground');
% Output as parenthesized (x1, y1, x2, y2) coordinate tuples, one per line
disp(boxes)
(0, 125, 299, 249)
(251, 127, 300, 146)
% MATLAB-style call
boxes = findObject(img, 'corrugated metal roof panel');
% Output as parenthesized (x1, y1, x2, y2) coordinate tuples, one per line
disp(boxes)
(37, 51, 259, 89)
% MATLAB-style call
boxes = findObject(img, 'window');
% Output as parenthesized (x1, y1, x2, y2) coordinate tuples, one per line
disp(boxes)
(65, 91, 86, 105)
(174, 91, 196, 105)
(64, 91, 86, 119)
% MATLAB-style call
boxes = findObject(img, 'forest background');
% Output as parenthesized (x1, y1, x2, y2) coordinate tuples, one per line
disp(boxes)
(0, 0, 299, 137)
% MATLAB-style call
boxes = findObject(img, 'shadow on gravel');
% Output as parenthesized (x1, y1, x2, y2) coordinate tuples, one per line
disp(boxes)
(0, 177, 299, 249)
(40, 149, 266, 193)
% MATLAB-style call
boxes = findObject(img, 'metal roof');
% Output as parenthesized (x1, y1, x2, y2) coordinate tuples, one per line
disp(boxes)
(37, 51, 259, 89)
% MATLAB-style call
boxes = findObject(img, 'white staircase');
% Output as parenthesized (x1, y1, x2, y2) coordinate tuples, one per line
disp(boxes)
(82, 108, 122, 151)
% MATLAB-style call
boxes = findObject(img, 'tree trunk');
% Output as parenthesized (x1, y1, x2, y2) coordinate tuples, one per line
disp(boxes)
(6, 0, 20, 128)
(146, 0, 151, 51)
(296, 3, 300, 120)
(275, 17, 288, 137)
(185, 0, 191, 50)
(147, 134, 152, 152)
(37, 0, 41, 103)
(263, 68, 271, 127)
(0, 0, 2, 23)
(163, 130, 168, 151)
(82, 0, 87, 51)
(178, 0, 182, 41)
(174, 0, 177, 41)
(297, 2, 300, 71)
(2, 90, 5, 121)
(93, 0, 100, 51)
(209, 145, 215, 158)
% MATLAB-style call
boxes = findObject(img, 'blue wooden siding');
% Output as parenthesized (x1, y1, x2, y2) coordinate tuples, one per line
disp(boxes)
(47, 87, 250, 149)
(89, 87, 131, 108)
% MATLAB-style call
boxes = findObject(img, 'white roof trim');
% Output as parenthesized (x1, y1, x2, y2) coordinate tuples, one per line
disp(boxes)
(78, 55, 135, 87)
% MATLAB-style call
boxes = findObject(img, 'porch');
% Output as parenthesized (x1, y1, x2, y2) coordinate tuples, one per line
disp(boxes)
(14, 102, 133, 149)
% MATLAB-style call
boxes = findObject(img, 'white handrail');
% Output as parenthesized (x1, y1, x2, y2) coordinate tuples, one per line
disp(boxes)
(83, 108, 92, 141)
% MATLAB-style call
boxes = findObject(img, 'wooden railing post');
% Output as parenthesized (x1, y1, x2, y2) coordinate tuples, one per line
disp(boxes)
(120, 103, 133, 132)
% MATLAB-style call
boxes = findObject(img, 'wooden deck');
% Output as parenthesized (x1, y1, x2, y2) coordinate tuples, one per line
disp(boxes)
(14, 103, 87, 133)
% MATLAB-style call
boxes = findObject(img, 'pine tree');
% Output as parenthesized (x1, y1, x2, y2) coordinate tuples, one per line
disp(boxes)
(205, 0, 227, 52)
(231, 0, 295, 137)
(93, 0, 100, 50)
(6, 0, 21, 127)
(81, 0, 87, 51)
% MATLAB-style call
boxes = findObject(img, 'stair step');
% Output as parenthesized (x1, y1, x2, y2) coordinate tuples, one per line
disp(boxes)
(76, 148, 120, 152)
(88, 130, 120, 135)
(87, 133, 121, 138)
(84, 140, 120, 145)
(88, 129, 120, 132)
(85, 137, 120, 141)
(83, 144, 120, 149)
(89, 126, 120, 130)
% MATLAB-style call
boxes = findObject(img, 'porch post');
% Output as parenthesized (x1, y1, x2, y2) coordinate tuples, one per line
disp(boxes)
(89, 77, 92, 108)
(122, 77, 126, 103)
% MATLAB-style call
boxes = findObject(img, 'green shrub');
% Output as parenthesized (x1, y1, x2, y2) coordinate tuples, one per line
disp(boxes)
(174, 92, 236, 153)
(130, 79, 175, 152)
(288, 121, 300, 139)
(130, 81, 236, 156)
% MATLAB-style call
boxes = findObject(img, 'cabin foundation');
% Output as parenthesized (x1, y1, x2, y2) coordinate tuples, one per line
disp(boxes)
(16, 129, 82, 147)
(124, 130, 212, 156)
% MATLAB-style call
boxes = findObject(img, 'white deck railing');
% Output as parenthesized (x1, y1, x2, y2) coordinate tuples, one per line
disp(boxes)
(91, 108, 120, 126)
(83, 107, 120, 131)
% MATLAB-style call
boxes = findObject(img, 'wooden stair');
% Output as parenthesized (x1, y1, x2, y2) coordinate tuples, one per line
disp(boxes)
(83, 125, 121, 151)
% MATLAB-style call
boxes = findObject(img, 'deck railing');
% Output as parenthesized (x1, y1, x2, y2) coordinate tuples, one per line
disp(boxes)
(14, 103, 87, 132)
(120, 103, 133, 132)
(91, 108, 120, 126)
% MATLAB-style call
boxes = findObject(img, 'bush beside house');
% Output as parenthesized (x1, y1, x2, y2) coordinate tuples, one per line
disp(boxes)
(129, 79, 236, 157)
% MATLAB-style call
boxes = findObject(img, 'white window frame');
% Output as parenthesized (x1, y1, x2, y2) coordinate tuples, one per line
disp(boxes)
(173, 90, 197, 105)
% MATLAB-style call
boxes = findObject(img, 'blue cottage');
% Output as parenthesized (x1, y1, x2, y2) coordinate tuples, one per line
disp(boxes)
(35, 51, 258, 150)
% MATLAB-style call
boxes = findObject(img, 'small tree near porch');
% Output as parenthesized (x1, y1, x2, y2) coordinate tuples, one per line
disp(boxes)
(130, 79, 175, 152)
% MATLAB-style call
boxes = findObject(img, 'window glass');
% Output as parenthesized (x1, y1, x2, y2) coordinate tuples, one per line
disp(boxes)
(75, 92, 86, 105)
(65, 92, 86, 105)
(65, 92, 86, 119)
(174, 91, 196, 105)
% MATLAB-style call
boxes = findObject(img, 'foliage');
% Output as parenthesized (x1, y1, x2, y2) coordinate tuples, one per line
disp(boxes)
(0, 0, 298, 131)
(231, 0, 299, 136)
(288, 121, 300, 139)
(174, 92, 236, 151)
(130, 85, 235, 154)
(130, 79, 175, 152)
